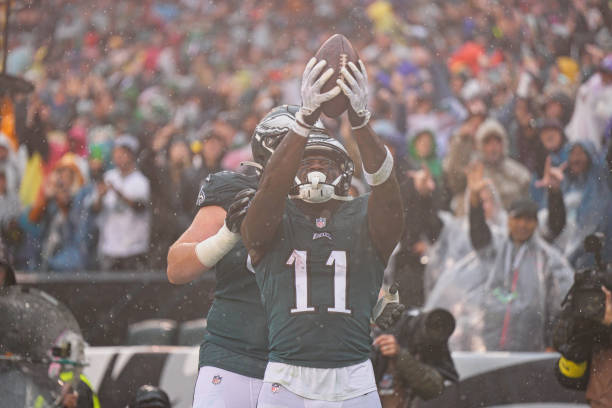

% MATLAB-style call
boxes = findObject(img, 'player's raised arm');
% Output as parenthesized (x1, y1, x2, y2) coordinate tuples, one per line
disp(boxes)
(337, 60, 404, 263)
(241, 58, 340, 263)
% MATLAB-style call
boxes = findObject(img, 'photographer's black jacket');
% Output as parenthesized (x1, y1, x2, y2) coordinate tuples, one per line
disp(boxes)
(371, 310, 458, 400)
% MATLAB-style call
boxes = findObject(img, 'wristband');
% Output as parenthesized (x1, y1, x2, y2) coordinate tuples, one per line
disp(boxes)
(291, 110, 312, 138)
(363, 146, 394, 186)
(351, 109, 371, 130)
(194, 223, 240, 267)
(558, 356, 587, 378)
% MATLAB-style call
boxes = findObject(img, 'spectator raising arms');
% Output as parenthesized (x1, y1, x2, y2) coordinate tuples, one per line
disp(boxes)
(27, 153, 89, 271)
(536, 140, 612, 265)
(446, 119, 531, 216)
(428, 162, 573, 352)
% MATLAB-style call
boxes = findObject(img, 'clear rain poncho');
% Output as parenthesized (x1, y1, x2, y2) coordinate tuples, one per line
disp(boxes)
(537, 140, 612, 266)
(424, 183, 507, 297)
(426, 226, 573, 352)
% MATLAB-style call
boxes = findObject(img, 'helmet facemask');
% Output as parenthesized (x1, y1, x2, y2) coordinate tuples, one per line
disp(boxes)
(290, 135, 354, 203)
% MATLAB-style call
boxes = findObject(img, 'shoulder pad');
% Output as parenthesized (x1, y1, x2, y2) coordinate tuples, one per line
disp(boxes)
(196, 171, 258, 211)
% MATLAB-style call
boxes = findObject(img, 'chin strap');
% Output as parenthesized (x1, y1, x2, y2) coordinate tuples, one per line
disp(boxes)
(240, 161, 264, 177)
(289, 171, 352, 203)
(240, 161, 263, 171)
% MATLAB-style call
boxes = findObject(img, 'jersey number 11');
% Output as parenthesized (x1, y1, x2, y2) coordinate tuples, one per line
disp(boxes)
(286, 250, 351, 315)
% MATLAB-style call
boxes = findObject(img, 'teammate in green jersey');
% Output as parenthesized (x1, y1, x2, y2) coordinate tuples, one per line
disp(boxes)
(242, 57, 404, 406)
(167, 106, 315, 408)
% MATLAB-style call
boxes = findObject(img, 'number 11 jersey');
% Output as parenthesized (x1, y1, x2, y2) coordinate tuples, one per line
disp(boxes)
(251, 195, 384, 368)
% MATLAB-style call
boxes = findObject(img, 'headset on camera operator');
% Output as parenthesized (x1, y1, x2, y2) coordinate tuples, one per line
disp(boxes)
(371, 302, 458, 408)
(553, 233, 612, 408)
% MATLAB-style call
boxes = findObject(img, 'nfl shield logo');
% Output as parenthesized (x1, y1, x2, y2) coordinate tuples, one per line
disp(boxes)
(315, 217, 326, 229)
(212, 375, 222, 385)
(271, 383, 281, 393)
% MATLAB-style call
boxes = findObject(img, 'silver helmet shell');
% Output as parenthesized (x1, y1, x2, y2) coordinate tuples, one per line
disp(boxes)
(251, 105, 326, 167)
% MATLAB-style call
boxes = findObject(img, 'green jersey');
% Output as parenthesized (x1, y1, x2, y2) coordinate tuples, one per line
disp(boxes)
(195, 170, 268, 379)
(253, 196, 384, 368)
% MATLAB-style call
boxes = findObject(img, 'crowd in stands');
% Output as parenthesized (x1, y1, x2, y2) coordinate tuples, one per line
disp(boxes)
(1, 0, 612, 350)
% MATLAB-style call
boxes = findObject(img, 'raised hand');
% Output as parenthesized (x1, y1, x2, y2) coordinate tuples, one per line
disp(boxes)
(602, 286, 612, 327)
(466, 161, 487, 191)
(408, 166, 436, 197)
(299, 57, 341, 126)
(535, 156, 566, 190)
(466, 161, 489, 206)
(337, 60, 371, 129)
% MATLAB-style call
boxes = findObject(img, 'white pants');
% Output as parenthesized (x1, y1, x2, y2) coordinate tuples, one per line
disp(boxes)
(192, 366, 262, 408)
(257, 383, 382, 408)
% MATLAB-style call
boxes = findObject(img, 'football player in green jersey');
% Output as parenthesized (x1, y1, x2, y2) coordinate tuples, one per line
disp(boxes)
(167, 106, 315, 408)
(242, 57, 404, 406)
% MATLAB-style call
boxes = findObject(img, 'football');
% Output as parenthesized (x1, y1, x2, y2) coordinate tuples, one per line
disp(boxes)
(314, 34, 360, 118)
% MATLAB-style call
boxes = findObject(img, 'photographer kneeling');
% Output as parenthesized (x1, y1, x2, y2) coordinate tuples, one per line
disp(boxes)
(553, 235, 612, 407)
(371, 308, 459, 408)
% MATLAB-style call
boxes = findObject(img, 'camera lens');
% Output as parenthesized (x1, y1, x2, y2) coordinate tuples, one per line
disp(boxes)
(424, 309, 456, 340)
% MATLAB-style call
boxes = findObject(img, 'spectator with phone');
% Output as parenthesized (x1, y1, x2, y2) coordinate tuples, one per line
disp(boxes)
(93, 135, 151, 271)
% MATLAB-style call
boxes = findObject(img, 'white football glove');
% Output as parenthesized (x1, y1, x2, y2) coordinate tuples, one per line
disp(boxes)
(337, 60, 371, 129)
(298, 58, 341, 125)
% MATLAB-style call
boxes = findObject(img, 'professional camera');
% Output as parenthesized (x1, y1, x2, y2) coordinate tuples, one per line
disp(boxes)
(562, 233, 612, 322)
(395, 309, 456, 357)
(371, 307, 458, 399)
(553, 234, 612, 401)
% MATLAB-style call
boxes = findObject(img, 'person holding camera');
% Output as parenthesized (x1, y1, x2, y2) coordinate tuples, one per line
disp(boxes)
(27, 153, 89, 271)
(553, 234, 612, 407)
(92, 135, 151, 271)
(371, 308, 458, 408)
